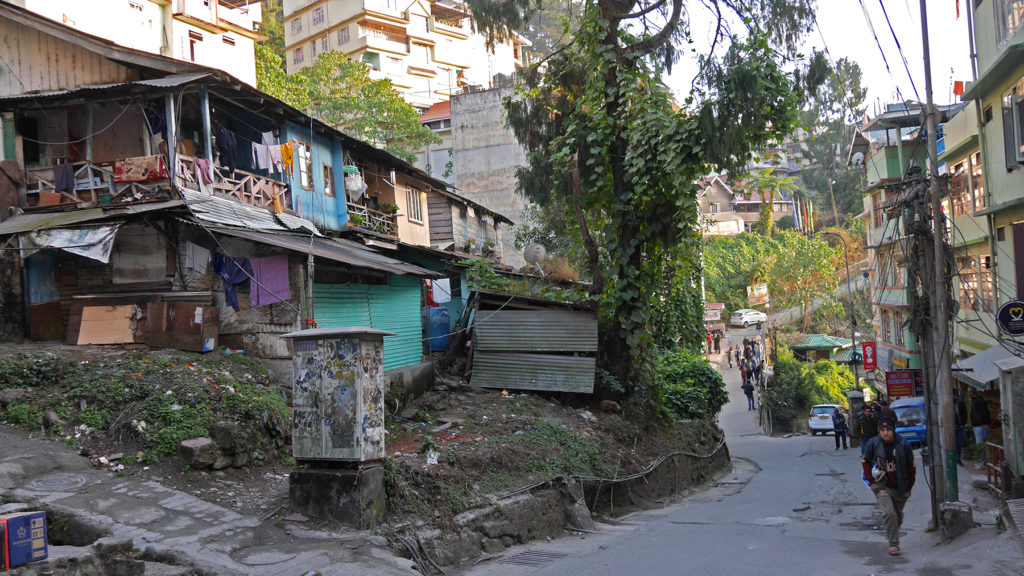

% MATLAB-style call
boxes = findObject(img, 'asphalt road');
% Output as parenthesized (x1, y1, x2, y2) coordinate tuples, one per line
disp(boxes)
(459, 326, 1024, 576)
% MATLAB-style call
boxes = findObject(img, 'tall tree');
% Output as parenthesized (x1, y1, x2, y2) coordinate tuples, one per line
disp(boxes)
(465, 0, 824, 412)
(255, 45, 439, 163)
(742, 168, 802, 237)
(799, 57, 868, 228)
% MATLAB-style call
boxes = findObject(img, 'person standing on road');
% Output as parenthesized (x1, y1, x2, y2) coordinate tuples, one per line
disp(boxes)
(832, 407, 848, 450)
(713, 331, 722, 354)
(859, 406, 879, 456)
(861, 419, 916, 557)
(954, 390, 968, 467)
(970, 389, 991, 468)
(726, 346, 734, 368)
(741, 379, 755, 411)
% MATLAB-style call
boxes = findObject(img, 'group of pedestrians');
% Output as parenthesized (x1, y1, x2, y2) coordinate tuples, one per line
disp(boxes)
(725, 337, 763, 411)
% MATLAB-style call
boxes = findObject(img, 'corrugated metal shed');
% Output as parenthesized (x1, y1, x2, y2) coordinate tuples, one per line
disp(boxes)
(180, 189, 319, 235)
(206, 226, 438, 278)
(791, 334, 852, 351)
(470, 305, 597, 393)
(313, 276, 424, 371)
(474, 310, 598, 352)
(0, 200, 184, 234)
(470, 353, 596, 393)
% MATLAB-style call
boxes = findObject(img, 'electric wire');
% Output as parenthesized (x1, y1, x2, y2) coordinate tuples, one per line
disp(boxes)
(876, 0, 921, 100)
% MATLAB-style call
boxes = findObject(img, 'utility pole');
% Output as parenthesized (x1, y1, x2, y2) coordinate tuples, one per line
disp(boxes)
(828, 177, 839, 226)
(920, 0, 958, 507)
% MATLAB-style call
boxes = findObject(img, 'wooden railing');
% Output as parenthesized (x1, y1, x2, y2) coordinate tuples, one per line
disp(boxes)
(26, 161, 169, 206)
(176, 155, 287, 211)
(347, 202, 397, 236)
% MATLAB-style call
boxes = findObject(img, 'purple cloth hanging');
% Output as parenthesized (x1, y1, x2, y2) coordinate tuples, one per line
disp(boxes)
(212, 253, 252, 311)
(250, 254, 290, 307)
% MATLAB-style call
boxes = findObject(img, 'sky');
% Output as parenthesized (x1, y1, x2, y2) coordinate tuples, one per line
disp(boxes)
(665, 1, 973, 118)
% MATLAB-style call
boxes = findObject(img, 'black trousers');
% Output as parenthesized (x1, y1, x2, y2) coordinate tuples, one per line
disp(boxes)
(834, 429, 848, 449)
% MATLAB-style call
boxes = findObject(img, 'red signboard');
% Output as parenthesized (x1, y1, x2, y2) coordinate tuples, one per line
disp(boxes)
(862, 342, 877, 370)
(885, 371, 915, 398)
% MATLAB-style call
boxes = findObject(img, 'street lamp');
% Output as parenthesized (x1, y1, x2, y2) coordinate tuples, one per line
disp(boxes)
(816, 231, 860, 386)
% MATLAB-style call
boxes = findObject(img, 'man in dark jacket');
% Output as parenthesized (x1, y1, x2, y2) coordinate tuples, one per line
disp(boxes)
(970, 389, 991, 468)
(862, 419, 916, 556)
(832, 407, 848, 450)
(859, 405, 879, 456)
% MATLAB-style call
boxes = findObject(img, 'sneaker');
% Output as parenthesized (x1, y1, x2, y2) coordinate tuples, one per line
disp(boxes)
(888, 546, 900, 556)
(974, 463, 985, 470)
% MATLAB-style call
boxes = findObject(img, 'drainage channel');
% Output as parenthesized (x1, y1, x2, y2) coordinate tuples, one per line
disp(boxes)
(499, 550, 570, 567)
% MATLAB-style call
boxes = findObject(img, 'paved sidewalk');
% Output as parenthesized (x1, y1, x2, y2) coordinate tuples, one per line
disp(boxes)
(0, 423, 413, 576)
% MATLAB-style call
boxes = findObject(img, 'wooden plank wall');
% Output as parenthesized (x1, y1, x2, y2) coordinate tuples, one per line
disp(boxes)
(427, 194, 453, 246)
(0, 19, 136, 97)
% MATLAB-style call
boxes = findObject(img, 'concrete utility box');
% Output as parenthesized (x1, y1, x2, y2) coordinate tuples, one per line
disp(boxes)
(282, 327, 394, 462)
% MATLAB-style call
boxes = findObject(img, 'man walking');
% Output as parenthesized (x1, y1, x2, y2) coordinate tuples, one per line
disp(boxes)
(970, 389, 991, 469)
(832, 407, 848, 450)
(861, 419, 916, 556)
(859, 405, 879, 456)
(741, 379, 755, 411)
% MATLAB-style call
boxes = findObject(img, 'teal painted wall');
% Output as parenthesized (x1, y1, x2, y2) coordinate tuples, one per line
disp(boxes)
(313, 275, 423, 370)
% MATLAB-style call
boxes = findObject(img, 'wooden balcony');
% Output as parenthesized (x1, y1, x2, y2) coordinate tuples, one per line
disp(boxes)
(175, 155, 287, 211)
(347, 202, 397, 237)
(25, 161, 171, 208)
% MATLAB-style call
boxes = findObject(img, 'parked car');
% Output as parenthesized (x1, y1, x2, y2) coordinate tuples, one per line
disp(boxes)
(809, 404, 846, 435)
(730, 309, 768, 327)
(891, 396, 927, 447)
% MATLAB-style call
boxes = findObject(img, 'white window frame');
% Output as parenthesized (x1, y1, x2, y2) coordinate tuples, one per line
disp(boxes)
(312, 7, 324, 26)
(291, 18, 302, 35)
(297, 141, 312, 190)
(337, 26, 349, 46)
(406, 187, 423, 223)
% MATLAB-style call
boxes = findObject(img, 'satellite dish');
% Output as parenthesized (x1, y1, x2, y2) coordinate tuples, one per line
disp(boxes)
(523, 243, 547, 265)
(851, 151, 865, 166)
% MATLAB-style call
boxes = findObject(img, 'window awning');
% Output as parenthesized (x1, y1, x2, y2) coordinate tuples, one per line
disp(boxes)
(952, 345, 1018, 389)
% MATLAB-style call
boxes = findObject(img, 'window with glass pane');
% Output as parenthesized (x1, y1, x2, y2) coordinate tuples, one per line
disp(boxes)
(338, 26, 349, 45)
(892, 311, 905, 347)
(881, 310, 891, 343)
(407, 187, 423, 222)
(297, 142, 312, 189)
(323, 164, 334, 196)
(950, 160, 970, 217)
(971, 152, 985, 210)
(959, 257, 979, 311)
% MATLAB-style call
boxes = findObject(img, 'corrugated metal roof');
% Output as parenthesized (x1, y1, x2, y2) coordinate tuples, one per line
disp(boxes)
(0, 74, 211, 102)
(833, 348, 860, 364)
(470, 352, 595, 393)
(791, 334, 853, 350)
(0, 199, 184, 235)
(474, 310, 598, 352)
(205, 226, 439, 277)
(179, 188, 319, 235)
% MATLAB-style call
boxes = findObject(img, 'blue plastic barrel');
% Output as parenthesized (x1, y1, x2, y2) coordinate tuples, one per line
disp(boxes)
(424, 307, 450, 352)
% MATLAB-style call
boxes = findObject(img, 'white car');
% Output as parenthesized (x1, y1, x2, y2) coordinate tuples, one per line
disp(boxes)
(729, 309, 767, 327)
(809, 404, 846, 435)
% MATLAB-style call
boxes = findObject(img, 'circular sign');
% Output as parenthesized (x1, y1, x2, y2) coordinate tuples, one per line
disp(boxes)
(997, 300, 1024, 336)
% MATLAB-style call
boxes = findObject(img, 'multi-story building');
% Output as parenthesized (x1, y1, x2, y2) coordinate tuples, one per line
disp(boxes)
(854, 102, 962, 379)
(281, 0, 528, 111)
(954, 0, 1024, 497)
(8, 0, 264, 86)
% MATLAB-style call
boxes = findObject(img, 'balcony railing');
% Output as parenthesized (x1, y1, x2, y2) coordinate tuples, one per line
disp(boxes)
(347, 202, 397, 236)
(176, 154, 287, 211)
(26, 161, 170, 207)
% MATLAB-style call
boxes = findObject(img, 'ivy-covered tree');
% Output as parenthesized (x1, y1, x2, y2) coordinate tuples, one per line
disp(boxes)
(255, 44, 439, 163)
(463, 0, 825, 414)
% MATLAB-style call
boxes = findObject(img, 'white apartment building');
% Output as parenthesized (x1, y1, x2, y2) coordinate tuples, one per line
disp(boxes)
(9, 0, 264, 86)
(282, 0, 527, 111)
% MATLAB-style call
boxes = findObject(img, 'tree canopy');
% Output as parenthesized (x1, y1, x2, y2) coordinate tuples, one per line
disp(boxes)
(254, 44, 439, 163)
(463, 0, 824, 413)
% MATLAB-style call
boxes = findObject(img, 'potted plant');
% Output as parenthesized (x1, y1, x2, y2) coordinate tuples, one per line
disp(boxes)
(463, 237, 477, 253)
(349, 213, 367, 227)
(379, 201, 400, 215)
(482, 240, 496, 255)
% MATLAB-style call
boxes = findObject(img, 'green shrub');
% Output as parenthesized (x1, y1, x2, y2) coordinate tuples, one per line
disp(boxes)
(655, 349, 727, 420)
(79, 408, 109, 429)
(765, 348, 855, 417)
(5, 404, 42, 428)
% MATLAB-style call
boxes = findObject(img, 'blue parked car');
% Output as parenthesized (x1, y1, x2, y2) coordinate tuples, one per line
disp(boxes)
(891, 397, 927, 447)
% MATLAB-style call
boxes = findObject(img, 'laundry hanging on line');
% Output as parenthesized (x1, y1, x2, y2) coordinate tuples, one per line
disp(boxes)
(250, 254, 290, 307)
(211, 253, 251, 312)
